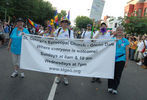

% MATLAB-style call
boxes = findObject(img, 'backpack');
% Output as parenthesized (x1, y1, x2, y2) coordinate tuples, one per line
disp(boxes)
(83, 31, 93, 39)
(82, 31, 86, 39)
(57, 28, 71, 38)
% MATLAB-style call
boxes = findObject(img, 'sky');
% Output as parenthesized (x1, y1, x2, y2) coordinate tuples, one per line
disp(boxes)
(46, 0, 129, 25)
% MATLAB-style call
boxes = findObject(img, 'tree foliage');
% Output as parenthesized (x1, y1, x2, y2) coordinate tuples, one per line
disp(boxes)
(0, 0, 55, 24)
(75, 16, 93, 29)
(57, 10, 67, 21)
(122, 16, 147, 35)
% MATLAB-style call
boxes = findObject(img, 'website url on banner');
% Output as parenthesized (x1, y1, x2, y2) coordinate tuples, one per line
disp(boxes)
(49, 67, 81, 74)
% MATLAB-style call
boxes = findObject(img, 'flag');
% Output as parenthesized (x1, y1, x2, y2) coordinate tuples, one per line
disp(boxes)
(54, 10, 59, 26)
(54, 10, 58, 23)
(50, 19, 54, 25)
(28, 18, 38, 29)
(54, 15, 58, 23)
(67, 10, 70, 20)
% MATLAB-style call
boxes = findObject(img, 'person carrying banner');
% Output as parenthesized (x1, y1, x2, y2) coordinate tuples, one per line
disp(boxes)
(107, 26, 129, 95)
(93, 23, 111, 39)
(81, 24, 93, 42)
(54, 17, 74, 85)
(92, 23, 111, 83)
(8, 18, 30, 78)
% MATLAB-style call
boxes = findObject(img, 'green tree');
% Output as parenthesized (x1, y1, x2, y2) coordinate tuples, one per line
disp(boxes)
(122, 16, 147, 35)
(0, 0, 55, 25)
(57, 10, 67, 21)
(75, 16, 93, 29)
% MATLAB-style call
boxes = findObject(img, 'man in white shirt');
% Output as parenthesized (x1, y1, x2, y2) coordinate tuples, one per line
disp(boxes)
(54, 18, 74, 85)
(81, 24, 93, 42)
(92, 23, 111, 83)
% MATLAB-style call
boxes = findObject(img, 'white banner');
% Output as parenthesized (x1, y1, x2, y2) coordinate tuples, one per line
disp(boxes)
(20, 35, 116, 79)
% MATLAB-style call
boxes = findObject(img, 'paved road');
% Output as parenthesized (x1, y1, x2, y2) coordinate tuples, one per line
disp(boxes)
(0, 46, 147, 100)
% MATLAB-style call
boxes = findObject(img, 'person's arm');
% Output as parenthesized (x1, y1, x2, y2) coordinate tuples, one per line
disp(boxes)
(125, 45, 129, 68)
(8, 39, 12, 51)
(8, 17, 10, 25)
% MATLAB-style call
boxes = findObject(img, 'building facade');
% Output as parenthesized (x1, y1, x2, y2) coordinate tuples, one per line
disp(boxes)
(125, 0, 147, 17)
(103, 16, 122, 31)
(90, 0, 105, 21)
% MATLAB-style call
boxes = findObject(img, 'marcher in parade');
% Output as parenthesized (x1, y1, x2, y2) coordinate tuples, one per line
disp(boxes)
(43, 25, 55, 37)
(8, 18, 30, 78)
(81, 24, 93, 42)
(92, 22, 111, 83)
(54, 17, 74, 85)
(93, 23, 111, 39)
(108, 26, 129, 95)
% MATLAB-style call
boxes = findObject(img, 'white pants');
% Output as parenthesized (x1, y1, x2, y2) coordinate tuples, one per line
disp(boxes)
(11, 53, 20, 67)
(138, 52, 144, 60)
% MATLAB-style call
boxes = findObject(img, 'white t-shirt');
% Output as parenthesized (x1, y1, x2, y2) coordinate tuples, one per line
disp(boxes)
(54, 28, 74, 39)
(94, 31, 111, 39)
(81, 31, 93, 42)
(138, 40, 147, 52)
(81, 31, 92, 39)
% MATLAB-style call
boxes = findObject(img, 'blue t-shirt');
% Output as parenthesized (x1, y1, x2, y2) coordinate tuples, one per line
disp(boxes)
(10, 27, 29, 55)
(115, 38, 129, 62)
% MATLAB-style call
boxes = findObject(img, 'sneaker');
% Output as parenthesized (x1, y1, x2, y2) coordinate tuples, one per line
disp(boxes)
(137, 62, 142, 66)
(20, 73, 25, 78)
(55, 77, 61, 84)
(112, 90, 118, 95)
(108, 88, 113, 93)
(11, 71, 18, 78)
(63, 77, 69, 85)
